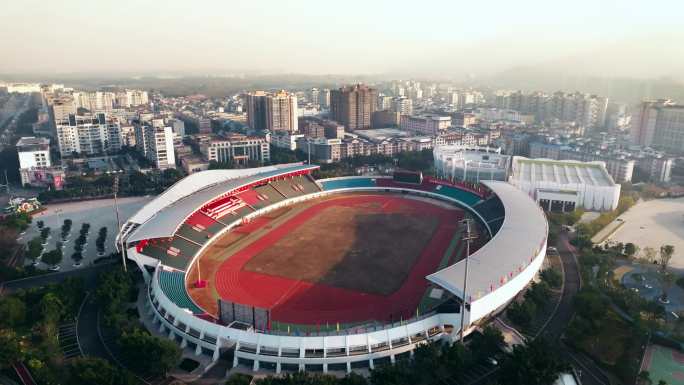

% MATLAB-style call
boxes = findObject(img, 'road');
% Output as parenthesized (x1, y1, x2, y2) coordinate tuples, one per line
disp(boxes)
(555, 232, 612, 385)
(470, 231, 610, 385)
(1, 260, 118, 294)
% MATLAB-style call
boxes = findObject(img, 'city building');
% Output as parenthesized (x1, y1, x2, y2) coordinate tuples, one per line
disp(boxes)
(631, 100, 684, 152)
(200, 134, 270, 166)
(400, 114, 451, 136)
(17, 137, 51, 169)
(509, 157, 620, 211)
(270, 131, 304, 151)
(135, 124, 176, 169)
(372, 110, 401, 128)
(246, 91, 298, 132)
(181, 155, 210, 174)
(330, 84, 377, 131)
(391, 96, 413, 115)
(433, 145, 511, 183)
(16, 137, 65, 189)
(55, 113, 122, 157)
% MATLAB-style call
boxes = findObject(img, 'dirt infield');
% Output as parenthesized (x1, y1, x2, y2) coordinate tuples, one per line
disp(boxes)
(243, 203, 440, 295)
(190, 193, 468, 325)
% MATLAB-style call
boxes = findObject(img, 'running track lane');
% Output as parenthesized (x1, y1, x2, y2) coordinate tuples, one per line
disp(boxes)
(213, 195, 462, 325)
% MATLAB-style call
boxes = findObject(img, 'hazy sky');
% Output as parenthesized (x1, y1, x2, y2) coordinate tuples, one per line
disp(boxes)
(1, 0, 682, 78)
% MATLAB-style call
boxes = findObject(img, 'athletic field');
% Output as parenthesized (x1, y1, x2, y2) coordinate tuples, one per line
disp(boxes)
(641, 344, 684, 384)
(187, 193, 468, 327)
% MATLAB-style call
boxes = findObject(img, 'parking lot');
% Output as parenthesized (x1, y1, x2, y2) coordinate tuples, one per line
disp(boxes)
(18, 196, 152, 272)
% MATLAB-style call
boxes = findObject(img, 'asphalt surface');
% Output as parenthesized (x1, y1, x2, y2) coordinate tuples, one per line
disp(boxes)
(555, 232, 612, 385)
(1, 260, 118, 294)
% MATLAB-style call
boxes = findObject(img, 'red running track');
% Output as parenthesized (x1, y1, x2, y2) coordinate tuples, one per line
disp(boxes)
(213, 194, 462, 325)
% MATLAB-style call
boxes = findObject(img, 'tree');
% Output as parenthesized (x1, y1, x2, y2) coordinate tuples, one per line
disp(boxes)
(637, 370, 651, 385)
(26, 236, 44, 263)
(469, 325, 506, 361)
(498, 338, 568, 385)
(624, 243, 639, 259)
(40, 292, 64, 323)
(642, 247, 657, 263)
(71, 251, 83, 265)
(226, 373, 254, 385)
(67, 357, 134, 385)
(540, 268, 562, 288)
(40, 226, 51, 241)
(659, 245, 675, 272)
(36, 220, 44, 229)
(0, 296, 27, 328)
(0, 329, 22, 368)
(42, 247, 63, 267)
(118, 329, 181, 377)
(507, 300, 537, 327)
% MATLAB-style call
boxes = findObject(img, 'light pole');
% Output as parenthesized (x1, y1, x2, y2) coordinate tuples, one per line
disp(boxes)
(113, 174, 127, 272)
(459, 218, 477, 344)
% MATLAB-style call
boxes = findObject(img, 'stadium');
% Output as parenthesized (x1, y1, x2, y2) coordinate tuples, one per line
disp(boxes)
(117, 163, 548, 374)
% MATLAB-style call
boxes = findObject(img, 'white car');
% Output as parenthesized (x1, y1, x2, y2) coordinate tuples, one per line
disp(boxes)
(48, 265, 61, 272)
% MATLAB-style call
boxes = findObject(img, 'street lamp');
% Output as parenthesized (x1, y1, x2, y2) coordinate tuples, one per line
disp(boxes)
(113, 175, 127, 272)
(459, 218, 477, 344)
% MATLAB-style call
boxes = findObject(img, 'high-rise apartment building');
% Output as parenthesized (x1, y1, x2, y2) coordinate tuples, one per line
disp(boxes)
(55, 113, 121, 156)
(330, 84, 377, 131)
(318, 89, 331, 109)
(246, 91, 298, 132)
(391, 97, 413, 115)
(631, 100, 684, 152)
(135, 124, 176, 169)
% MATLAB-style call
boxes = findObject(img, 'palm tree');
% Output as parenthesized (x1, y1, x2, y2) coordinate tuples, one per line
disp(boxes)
(659, 245, 675, 302)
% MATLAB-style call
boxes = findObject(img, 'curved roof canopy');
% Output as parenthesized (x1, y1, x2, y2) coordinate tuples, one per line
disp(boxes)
(125, 163, 318, 243)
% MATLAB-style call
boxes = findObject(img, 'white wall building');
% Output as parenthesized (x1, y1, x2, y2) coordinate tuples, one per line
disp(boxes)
(56, 113, 122, 156)
(434, 145, 511, 183)
(400, 114, 451, 136)
(135, 124, 176, 169)
(509, 157, 621, 212)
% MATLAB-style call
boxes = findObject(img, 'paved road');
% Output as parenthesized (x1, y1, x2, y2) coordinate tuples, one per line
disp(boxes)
(470, 231, 610, 385)
(555, 232, 612, 385)
(1, 260, 118, 294)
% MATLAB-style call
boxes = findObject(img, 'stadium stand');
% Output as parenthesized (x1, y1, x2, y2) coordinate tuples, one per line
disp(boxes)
(431, 185, 482, 206)
(202, 195, 246, 220)
(320, 178, 377, 190)
(158, 269, 203, 314)
(253, 184, 286, 205)
(472, 196, 505, 234)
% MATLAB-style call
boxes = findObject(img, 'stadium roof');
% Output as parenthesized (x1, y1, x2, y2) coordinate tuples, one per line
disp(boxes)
(125, 163, 318, 243)
(426, 181, 548, 302)
(510, 157, 615, 187)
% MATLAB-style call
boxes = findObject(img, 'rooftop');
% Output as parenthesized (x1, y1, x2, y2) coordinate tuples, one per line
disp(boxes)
(511, 157, 616, 187)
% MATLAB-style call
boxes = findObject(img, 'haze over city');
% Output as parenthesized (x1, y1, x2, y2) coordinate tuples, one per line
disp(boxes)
(2, 0, 683, 80)
(2, 1, 684, 385)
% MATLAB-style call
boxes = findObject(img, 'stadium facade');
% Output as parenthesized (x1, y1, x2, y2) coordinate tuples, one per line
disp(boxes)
(118, 164, 547, 373)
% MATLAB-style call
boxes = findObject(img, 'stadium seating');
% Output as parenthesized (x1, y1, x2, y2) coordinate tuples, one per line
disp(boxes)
(472, 196, 505, 234)
(431, 185, 482, 206)
(320, 178, 377, 190)
(176, 223, 214, 245)
(158, 269, 203, 314)
(201, 195, 246, 220)
(253, 184, 286, 204)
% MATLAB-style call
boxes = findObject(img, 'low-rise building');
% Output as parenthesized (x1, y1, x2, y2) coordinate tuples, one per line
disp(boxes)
(200, 134, 270, 166)
(509, 157, 621, 212)
(400, 114, 451, 136)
